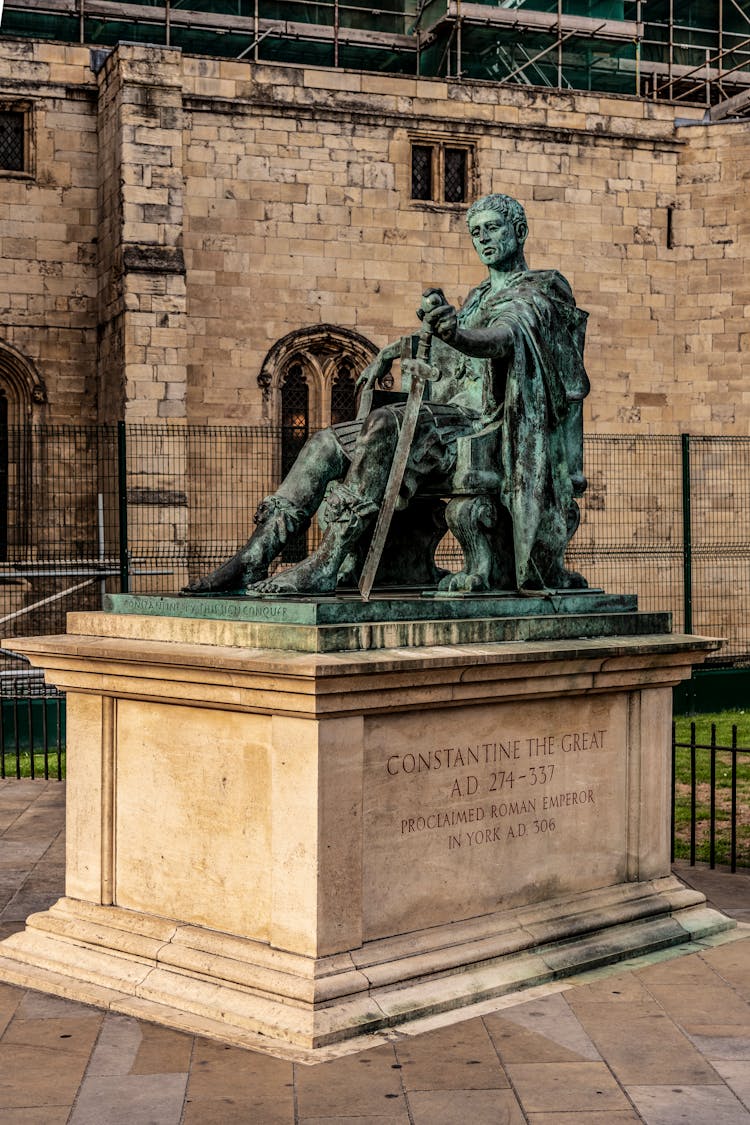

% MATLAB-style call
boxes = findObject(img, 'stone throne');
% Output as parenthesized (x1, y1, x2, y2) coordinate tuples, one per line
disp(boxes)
(338, 336, 589, 594)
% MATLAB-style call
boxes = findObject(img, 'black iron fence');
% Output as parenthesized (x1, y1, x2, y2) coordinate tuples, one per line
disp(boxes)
(672, 722, 750, 872)
(0, 653, 65, 781)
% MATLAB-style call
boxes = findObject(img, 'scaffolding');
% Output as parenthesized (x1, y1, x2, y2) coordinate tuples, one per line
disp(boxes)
(2, 2, 750, 109)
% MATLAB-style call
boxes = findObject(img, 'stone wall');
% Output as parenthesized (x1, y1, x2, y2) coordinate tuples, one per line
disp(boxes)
(0, 41, 98, 422)
(673, 122, 750, 430)
(0, 38, 747, 436)
(180, 60, 688, 433)
(96, 45, 188, 424)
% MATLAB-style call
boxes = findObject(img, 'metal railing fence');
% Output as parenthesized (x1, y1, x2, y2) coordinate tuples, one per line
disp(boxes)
(672, 722, 750, 872)
(0, 651, 65, 780)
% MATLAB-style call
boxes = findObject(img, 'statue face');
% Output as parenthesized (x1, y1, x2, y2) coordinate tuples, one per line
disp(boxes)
(468, 208, 521, 269)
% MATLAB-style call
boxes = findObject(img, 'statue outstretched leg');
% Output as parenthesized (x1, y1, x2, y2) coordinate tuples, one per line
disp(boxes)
(182, 429, 347, 594)
(248, 406, 399, 595)
(249, 484, 378, 595)
(182, 495, 310, 593)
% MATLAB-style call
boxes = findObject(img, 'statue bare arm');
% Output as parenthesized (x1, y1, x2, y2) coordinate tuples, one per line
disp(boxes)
(355, 341, 403, 391)
(420, 300, 513, 359)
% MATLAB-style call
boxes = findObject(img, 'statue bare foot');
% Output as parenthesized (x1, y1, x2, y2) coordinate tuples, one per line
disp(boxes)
(183, 552, 265, 594)
(248, 552, 339, 595)
(182, 495, 311, 595)
(438, 570, 489, 594)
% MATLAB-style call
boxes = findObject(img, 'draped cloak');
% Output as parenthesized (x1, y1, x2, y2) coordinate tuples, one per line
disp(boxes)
(333, 269, 589, 588)
(454, 269, 589, 586)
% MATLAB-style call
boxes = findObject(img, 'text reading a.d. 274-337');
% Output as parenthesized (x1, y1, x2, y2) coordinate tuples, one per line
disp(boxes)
(385, 729, 607, 851)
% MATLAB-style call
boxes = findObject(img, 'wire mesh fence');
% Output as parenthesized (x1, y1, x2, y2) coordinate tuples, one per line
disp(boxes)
(1, 425, 749, 676)
(689, 438, 750, 662)
(0, 426, 121, 648)
(568, 434, 687, 632)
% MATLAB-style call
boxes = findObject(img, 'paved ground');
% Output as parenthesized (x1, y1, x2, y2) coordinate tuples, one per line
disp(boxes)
(1, 780, 749, 1125)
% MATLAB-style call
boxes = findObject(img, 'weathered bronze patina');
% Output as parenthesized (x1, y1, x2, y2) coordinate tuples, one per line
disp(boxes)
(185, 194, 590, 597)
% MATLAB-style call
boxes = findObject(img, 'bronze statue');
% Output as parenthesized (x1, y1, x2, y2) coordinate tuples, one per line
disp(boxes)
(185, 193, 589, 597)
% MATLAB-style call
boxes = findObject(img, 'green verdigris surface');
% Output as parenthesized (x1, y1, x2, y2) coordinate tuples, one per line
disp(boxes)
(105, 593, 668, 654)
(111, 591, 635, 627)
(184, 193, 590, 599)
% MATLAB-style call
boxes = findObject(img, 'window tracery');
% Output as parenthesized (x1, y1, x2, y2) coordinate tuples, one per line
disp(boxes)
(257, 324, 377, 433)
(260, 327, 376, 563)
(0, 342, 46, 560)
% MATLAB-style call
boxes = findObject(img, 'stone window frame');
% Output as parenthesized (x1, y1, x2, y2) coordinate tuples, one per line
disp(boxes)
(257, 324, 378, 431)
(258, 325, 377, 564)
(408, 131, 477, 210)
(0, 100, 34, 180)
(0, 341, 47, 560)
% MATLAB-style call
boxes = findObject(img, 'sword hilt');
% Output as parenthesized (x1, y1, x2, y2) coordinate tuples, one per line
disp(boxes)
(416, 326, 432, 363)
(415, 287, 445, 363)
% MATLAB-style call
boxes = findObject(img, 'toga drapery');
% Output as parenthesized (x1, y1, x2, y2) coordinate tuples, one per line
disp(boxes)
(332, 268, 589, 587)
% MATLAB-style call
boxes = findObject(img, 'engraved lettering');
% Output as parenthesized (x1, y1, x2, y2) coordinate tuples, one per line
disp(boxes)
(543, 788, 595, 809)
(527, 735, 556, 756)
(561, 730, 605, 752)
(384, 726, 609, 851)
(450, 775, 479, 798)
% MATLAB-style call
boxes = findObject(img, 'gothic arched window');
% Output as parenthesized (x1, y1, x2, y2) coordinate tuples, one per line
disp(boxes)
(331, 364, 357, 427)
(0, 390, 7, 561)
(280, 363, 310, 478)
(259, 326, 378, 565)
(258, 325, 378, 437)
(279, 363, 310, 563)
(0, 342, 46, 561)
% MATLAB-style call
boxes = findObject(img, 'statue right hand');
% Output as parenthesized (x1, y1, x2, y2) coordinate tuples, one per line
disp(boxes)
(356, 345, 396, 391)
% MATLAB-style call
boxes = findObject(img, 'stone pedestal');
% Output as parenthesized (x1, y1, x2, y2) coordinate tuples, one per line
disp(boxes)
(0, 598, 732, 1055)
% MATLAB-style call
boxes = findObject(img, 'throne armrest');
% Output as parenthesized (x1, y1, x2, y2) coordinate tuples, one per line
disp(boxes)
(451, 429, 503, 495)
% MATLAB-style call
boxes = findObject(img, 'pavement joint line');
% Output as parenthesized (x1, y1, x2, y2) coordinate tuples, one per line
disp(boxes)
(0, 783, 748, 1118)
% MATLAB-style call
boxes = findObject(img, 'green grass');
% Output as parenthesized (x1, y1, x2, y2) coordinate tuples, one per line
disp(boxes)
(1, 750, 66, 780)
(672, 709, 750, 866)
(674, 709, 750, 749)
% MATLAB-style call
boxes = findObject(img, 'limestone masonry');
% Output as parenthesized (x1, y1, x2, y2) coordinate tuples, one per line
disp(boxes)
(0, 37, 748, 434)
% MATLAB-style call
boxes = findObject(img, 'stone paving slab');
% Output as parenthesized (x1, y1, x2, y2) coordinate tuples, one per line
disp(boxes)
(0, 781, 749, 1123)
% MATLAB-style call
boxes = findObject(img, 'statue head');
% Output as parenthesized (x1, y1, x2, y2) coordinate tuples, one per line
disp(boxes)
(467, 193, 528, 242)
(466, 193, 528, 270)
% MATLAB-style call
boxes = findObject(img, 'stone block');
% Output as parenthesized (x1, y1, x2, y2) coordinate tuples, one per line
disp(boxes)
(0, 610, 730, 1053)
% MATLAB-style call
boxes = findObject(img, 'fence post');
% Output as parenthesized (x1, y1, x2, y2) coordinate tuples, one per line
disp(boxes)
(681, 433, 692, 635)
(117, 421, 130, 593)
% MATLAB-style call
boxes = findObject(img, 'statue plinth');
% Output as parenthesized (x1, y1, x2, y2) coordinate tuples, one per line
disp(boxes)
(102, 589, 668, 652)
(0, 601, 733, 1058)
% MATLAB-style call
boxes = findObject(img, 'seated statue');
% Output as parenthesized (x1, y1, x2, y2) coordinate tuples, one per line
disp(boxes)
(184, 192, 590, 597)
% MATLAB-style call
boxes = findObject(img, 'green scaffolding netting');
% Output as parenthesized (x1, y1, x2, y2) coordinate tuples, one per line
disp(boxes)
(1, 1, 748, 98)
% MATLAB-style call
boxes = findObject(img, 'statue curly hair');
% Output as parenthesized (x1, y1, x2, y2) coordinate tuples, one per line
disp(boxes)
(467, 193, 528, 237)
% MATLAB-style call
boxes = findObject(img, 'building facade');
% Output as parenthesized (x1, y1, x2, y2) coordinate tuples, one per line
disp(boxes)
(0, 37, 747, 438)
(0, 31, 746, 659)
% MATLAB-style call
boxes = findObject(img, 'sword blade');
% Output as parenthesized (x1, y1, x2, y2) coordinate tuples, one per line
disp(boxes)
(358, 371, 427, 601)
